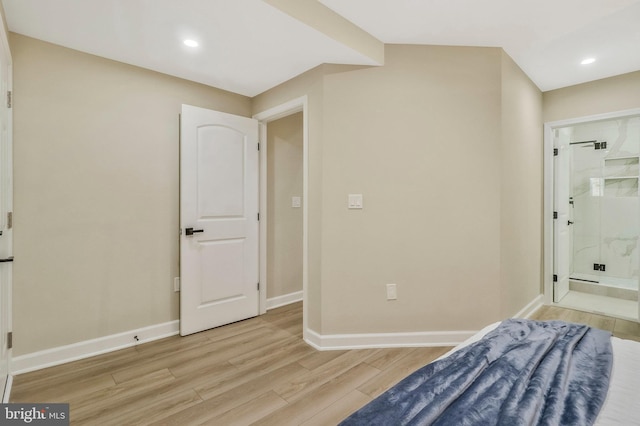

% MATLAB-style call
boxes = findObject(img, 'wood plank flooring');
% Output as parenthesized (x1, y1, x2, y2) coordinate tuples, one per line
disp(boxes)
(10, 302, 640, 425)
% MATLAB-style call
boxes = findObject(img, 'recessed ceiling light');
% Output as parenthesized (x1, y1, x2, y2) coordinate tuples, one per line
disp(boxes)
(183, 39, 199, 48)
(580, 57, 596, 65)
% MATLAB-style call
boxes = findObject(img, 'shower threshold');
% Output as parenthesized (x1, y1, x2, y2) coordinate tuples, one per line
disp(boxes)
(569, 275, 638, 302)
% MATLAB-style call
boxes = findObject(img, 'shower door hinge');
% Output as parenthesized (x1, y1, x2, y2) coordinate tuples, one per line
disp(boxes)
(553, 275, 557, 282)
(553, 211, 558, 219)
(553, 148, 558, 156)
(7, 332, 12, 349)
(593, 263, 606, 272)
(594, 141, 607, 150)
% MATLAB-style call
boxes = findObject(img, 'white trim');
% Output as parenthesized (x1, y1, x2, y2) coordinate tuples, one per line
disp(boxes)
(543, 108, 640, 307)
(543, 121, 555, 305)
(303, 295, 546, 351)
(258, 121, 268, 315)
(253, 96, 309, 340)
(304, 328, 477, 351)
(514, 295, 545, 319)
(0, 10, 12, 402)
(11, 320, 179, 375)
(2, 374, 11, 403)
(267, 291, 303, 310)
(253, 97, 306, 123)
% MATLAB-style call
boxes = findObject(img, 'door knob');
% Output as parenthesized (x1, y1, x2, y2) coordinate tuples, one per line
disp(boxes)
(185, 228, 204, 236)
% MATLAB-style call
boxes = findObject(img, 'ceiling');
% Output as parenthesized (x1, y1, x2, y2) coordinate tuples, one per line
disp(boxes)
(3, 0, 640, 97)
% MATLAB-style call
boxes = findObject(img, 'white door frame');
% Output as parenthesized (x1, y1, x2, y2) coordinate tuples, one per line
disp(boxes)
(253, 96, 308, 337)
(543, 107, 640, 309)
(0, 14, 12, 402)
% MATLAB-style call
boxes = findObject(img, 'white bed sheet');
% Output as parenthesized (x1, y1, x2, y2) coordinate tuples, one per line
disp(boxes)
(439, 322, 640, 425)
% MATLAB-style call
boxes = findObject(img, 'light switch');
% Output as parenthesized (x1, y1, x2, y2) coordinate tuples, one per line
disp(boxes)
(348, 194, 363, 209)
(292, 196, 301, 208)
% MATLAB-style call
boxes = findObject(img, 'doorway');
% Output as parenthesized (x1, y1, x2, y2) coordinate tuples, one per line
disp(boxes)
(265, 113, 303, 310)
(546, 110, 640, 320)
(254, 96, 308, 339)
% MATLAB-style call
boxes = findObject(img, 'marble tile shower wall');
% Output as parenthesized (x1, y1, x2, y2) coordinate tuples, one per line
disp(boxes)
(570, 117, 640, 288)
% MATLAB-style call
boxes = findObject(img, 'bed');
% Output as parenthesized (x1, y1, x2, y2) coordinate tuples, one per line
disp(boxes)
(340, 318, 640, 426)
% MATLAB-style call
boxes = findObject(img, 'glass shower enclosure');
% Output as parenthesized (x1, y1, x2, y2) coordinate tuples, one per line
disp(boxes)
(553, 116, 640, 319)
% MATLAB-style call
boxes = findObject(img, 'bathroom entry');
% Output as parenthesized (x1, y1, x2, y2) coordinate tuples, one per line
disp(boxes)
(553, 115, 640, 319)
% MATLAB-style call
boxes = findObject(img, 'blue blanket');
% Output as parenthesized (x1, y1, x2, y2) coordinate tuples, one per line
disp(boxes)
(340, 319, 613, 426)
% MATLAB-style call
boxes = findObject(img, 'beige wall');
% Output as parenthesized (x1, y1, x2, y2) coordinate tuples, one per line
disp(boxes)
(543, 71, 640, 122)
(257, 45, 544, 336)
(266, 112, 303, 299)
(320, 45, 505, 333)
(11, 34, 250, 355)
(500, 53, 543, 318)
(13, 33, 548, 354)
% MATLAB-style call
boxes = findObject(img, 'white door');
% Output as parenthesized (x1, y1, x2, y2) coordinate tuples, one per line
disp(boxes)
(180, 105, 259, 336)
(553, 128, 571, 302)
(0, 22, 11, 399)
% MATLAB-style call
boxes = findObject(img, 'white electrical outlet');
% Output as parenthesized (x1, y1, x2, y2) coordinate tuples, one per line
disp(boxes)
(386, 283, 397, 300)
(174, 277, 180, 292)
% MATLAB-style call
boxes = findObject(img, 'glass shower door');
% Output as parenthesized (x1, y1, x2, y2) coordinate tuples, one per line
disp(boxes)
(569, 141, 605, 285)
(600, 157, 639, 292)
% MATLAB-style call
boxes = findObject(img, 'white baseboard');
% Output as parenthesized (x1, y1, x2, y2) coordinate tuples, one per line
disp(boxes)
(266, 290, 303, 310)
(304, 327, 477, 351)
(9, 294, 545, 374)
(515, 294, 545, 319)
(303, 294, 546, 351)
(11, 320, 179, 375)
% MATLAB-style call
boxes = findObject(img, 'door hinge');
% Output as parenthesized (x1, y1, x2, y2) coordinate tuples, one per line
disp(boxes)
(553, 211, 558, 219)
(6, 91, 11, 109)
(593, 263, 606, 272)
(553, 274, 557, 282)
(257, 212, 260, 221)
(6, 212, 12, 229)
(553, 148, 558, 156)
(257, 282, 260, 291)
(7, 332, 12, 350)
(257, 142, 260, 151)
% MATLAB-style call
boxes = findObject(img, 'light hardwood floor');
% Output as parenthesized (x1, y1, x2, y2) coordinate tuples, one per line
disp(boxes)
(10, 302, 640, 425)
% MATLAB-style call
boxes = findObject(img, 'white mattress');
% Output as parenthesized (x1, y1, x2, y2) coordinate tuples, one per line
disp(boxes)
(441, 322, 640, 425)
(597, 337, 640, 425)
